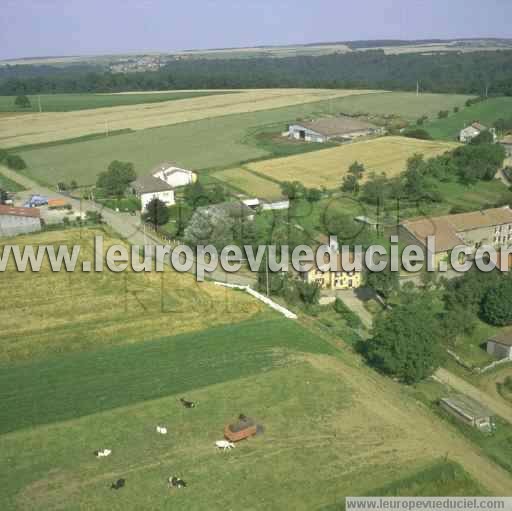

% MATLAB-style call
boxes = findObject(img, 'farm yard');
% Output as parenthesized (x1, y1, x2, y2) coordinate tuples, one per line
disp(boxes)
(244, 137, 458, 189)
(0, 89, 378, 149)
(0, 229, 263, 363)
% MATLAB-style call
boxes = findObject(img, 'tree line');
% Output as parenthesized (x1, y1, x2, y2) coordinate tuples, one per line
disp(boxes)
(2, 50, 512, 95)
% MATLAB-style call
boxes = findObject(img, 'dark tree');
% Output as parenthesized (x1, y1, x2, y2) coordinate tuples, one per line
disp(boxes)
(365, 266, 400, 299)
(142, 198, 171, 227)
(481, 278, 512, 326)
(96, 160, 136, 196)
(5, 154, 27, 170)
(14, 95, 31, 108)
(365, 296, 443, 384)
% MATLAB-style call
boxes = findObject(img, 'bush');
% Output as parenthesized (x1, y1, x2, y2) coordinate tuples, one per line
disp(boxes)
(403, 128, 432, 140)
(481, 278, 512, 326)
(438, 110, 449, 119)
(333, 298, 363, 329)
(5, 154, 27, 170)
(416, 115, 428, 126)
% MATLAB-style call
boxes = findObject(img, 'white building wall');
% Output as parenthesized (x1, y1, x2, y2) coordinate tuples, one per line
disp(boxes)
(487, 341, 512, 360)
(141, 190, 175, 211)
(0, 215, 41, 237)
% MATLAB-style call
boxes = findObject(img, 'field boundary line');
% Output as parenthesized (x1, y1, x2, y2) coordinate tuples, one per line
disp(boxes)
(214, 282, 298, 319)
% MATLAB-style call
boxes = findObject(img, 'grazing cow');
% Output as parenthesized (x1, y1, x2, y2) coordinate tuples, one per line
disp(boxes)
(111, 479, 126, 490)
(180, 398, 196, 409)
(215, 440, 235, 452)
(156, 426, 168, 435)
(169, 476, 187, 489)
(94, 449, 112, 458)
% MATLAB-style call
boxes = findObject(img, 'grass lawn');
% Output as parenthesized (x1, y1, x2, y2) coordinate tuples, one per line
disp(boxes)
(246, 137, 457, 189)
(425, 97, 512, 140)
(0, 170, 26, 191)
(0, 91, 235, 113)
(448, 319, 497, 368)
(0, 228, 263, 364)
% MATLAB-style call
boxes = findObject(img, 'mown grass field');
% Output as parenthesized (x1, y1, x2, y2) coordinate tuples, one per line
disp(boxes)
(2, 328, 503, 510)
(0, 89, 375, 148)
(0, 228, 263, 363)
(246, 136, 458, 189)
(214, 166, 283, 200)
(425, 97, 512, 140)
(333, 92, 472, 122)
(0, 91, 232, 113)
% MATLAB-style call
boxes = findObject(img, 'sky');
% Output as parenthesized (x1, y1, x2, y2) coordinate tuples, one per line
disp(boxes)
(1, 0, 511, 60)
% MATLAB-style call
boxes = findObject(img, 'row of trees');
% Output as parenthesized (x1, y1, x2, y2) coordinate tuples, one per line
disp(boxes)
(2, 50, 512, 95)
(0, 149, 26, 171)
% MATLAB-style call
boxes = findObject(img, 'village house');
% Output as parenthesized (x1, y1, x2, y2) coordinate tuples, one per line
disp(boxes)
(287, 116, 385, 143)
(301, 236, 362, 291)
(132, 162, 197, 211)
(440, 394, 494, 432)
(0, 205, 41, 237)
(399, 207, 512, 267)
(487, 328, 512, 360)
(459, 122, 497, 143)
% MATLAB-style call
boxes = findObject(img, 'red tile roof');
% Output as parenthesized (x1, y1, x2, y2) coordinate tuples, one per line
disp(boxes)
(0, 205, 40, 218)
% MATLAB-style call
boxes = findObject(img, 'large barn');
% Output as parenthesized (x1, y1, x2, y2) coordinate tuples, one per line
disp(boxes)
(288, 116, 384, 143)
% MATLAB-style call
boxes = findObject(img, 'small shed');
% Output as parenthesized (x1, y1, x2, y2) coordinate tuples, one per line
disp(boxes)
(224, 415, 262, 442)
(440, 394, 494, 432)
(487, 328, 512, 360)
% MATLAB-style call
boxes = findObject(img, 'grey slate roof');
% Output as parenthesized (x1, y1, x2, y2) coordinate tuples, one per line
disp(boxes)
(132, 175, 174, 194)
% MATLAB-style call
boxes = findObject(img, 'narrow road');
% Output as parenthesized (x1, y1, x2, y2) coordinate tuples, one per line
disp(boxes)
(435, 367, 512, 424)
(0, 166, 256, 286)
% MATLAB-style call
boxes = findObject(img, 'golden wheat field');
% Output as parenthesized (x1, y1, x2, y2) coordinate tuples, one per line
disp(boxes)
(0, 228, 263, 363)
(214, 166, 284, 200)
(0, 89, 381, 148)
(246, 136, 459, 189)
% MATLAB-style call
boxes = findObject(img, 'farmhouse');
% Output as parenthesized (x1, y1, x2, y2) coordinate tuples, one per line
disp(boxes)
(132, 162, 197, 210)
(288, 116, 384, 143)
(500, 135, 512, 157)
(150, 162, 197, 188)
(487, 328, 512, 360)
(459, 122, 497, 143)
(132, 175, 176, 211)
(301, 238, 362, 291)
(440, 394, 494, 432)
(0, 205, 41, 237)
(399, 207, 512, 266)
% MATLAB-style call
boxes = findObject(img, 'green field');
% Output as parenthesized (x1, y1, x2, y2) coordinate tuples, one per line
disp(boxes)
(0, 91, 233, 112)
(333, 92, 472, 122)
(0, 169, 26, 191)
(425, 97, 512, 140)
(14, 92, 471, 187)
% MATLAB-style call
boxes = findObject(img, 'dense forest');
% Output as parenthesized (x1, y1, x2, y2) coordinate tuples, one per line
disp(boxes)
(1, 50, 512, 95)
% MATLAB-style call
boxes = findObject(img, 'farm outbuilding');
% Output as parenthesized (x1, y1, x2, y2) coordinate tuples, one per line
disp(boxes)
(487, 328, 512, 360)
(500, 135, 512, 157)
(440, 394, 494, 432)
(288, 116, 385, 143)
(0, 205, 41, 237)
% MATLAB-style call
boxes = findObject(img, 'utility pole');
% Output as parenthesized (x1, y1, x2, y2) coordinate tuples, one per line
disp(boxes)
(265, 249, 270, 297)
(416, 81, 420, 97)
